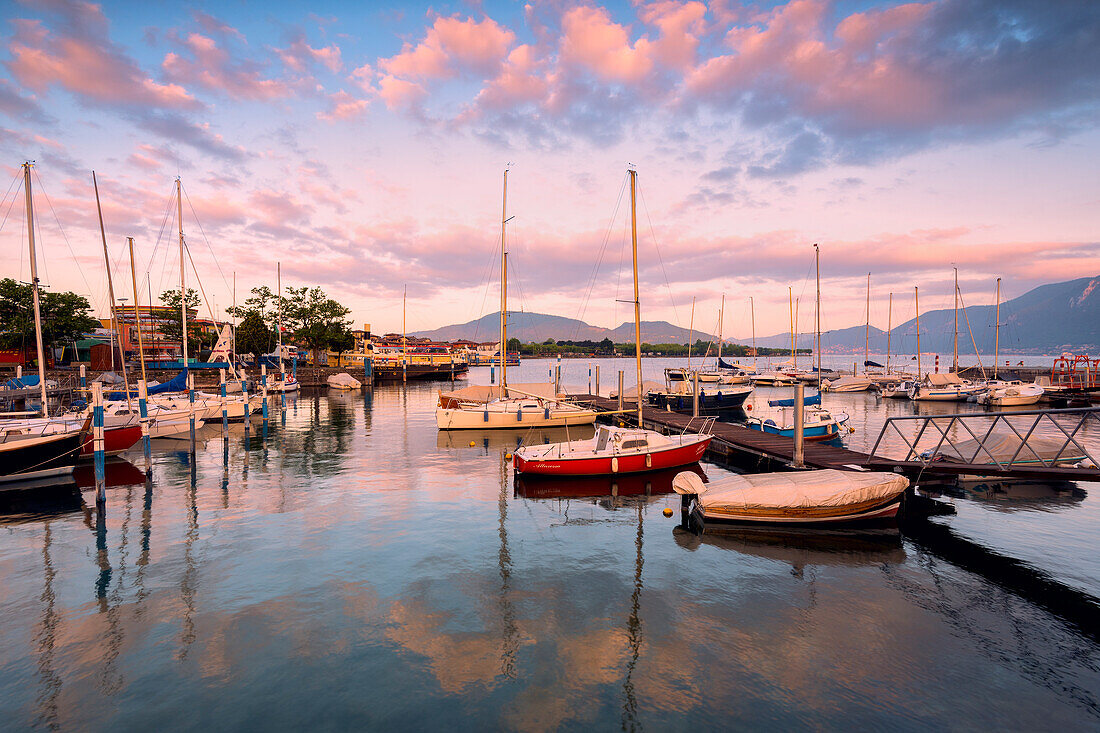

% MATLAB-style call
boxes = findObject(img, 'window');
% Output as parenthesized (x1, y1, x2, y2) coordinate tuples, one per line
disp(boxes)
(621, 439, 648, 450)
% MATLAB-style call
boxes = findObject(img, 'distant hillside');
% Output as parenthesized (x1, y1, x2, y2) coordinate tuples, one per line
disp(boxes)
(752, 276, 1100, 354)
(414, 276, 1100, 354)
(411, 311, 699, 344)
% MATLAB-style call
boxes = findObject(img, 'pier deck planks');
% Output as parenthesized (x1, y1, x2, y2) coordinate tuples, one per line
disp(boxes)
(574, 394, 1100, 482)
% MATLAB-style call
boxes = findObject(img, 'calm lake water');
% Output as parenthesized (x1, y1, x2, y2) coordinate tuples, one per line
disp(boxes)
(1, 357, 1098, 730)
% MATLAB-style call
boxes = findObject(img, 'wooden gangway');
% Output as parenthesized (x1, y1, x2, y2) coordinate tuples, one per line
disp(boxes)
(573, 395, 1100, 483)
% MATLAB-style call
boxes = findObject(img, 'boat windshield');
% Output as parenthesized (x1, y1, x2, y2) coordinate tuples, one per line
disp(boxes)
(621, 438, 648, 450)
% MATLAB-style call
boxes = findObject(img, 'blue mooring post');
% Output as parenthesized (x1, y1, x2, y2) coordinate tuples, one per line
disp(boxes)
(490, 364, 495, 384)
(220, 368, 228, 440)
(138, 379, 151, 474)
(92, 381, 105, 504)
(242, 372, 250, 436)
(187, 371, 196, 458)
(261, 363, 269, 424)
(588, 363, 592, 394)
(80, 363, 87, 390)
(292, 355, 297, 380)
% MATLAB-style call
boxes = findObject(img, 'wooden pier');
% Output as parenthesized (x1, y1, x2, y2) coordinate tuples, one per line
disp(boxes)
(574, 395, 1100, 483)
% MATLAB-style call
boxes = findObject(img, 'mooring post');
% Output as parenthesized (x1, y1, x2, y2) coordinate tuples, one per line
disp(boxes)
(555, 366, 561, 395)
(241, 374, 250, 435)
(261, 364, 269, 424)
(17, 364, 22, 380)
(491, 363, 496, 384)
(138, 379, 151, 474)
(92, 381, 106, 503)
(187, 371, 196, 457)
(793, 381, 805, 468)
(595, 365, 600, 396)
(618, 370, 624, 413)
(588, 364, 592, 395)
(78, 363, 85, 389)
(219, 368, 228, 440)
(693, 371, 700, 418)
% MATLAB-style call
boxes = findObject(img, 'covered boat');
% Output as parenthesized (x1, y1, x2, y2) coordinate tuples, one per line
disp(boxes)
(909, 372, 985, 401)
(512, 424, 711, 475)
(673, 469, 909, 525)
(327, 372, 362, 390)
(923, 434, 1094, 468)
(821, 375, 873, 393)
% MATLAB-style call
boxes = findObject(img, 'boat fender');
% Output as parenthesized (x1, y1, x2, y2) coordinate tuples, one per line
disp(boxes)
(544, 407, 550, 420)
(662, 507, 673, 517)
(745, 404, 752, 412)
(469, 440, 476, 447)
(645, 453, 652, 468)
(483, 408, 489, 422)
(516, 407, 523, 421)
(611, 456, 619, 473)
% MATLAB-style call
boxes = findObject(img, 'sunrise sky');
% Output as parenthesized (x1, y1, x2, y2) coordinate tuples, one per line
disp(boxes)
(0, 0, 1097, 339)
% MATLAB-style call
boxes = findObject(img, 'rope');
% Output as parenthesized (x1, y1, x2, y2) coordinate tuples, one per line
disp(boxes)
(32, 170, 101, 311)
(572, 174, 628, 338)
(637, 183, 681, 330)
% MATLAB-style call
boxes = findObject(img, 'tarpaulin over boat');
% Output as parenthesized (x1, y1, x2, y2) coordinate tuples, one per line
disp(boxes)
(147, 370, 188, 395)
(924, 372, 963, 386)
(929, 434, 1093, 466)
(440, 382, 560, 405)
(673, 469, 909, 510)
(718, 358, 750, 370)
(864, 360, 884, 368)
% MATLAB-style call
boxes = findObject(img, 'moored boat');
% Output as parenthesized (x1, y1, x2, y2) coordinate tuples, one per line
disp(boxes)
(513, 424, 711, 475)
(976, 381, 1043, 406)
(746, 406, 849, 441)
(673, 469, 910, 525)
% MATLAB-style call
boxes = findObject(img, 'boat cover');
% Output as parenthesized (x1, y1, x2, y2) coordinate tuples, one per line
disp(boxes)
(932, 434, 1092, 466)
(673, 469, 909, 510)
(610, 380, 664, 399)
(148, 370, 188, 395)
(94, 371, 124, 384)
(864, 360, 884, 368)
(327, 372, 362, 388)
(925, 372, 963, 386)
(440, 382, 560, 404)
(769, 393, 822, 407)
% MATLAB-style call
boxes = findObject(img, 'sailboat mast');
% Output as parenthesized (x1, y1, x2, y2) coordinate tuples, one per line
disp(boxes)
(93, 171, 131, 411)
(994, 277, 1001, 380)
(687, 297, 695, 369)
(718, 293, 724, 362)
(886, 292, 892, 375)
(788, 286, 794, 364)
(277, 261, 284, 375)
(177, 178, 187, 366)
(402, 284, 407, 375)
(23, 163, 49, 417)
(128, 237, 147, 384)
(793, 296, 799, 371)
(864, 272, 870, 375)
(915, 286, 921, 380)
(953, 267, 959, 373)
(629, 169, 643, 427)
(750, 297, 756, 371)
(814, 244, 821, 382)
(499, 168, 508, 397)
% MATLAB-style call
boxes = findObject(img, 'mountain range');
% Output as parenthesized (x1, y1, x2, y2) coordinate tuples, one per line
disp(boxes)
(412, 276, 1100, 354)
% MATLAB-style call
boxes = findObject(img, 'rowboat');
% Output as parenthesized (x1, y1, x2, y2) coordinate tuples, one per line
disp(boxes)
(673, 469, 910, 525)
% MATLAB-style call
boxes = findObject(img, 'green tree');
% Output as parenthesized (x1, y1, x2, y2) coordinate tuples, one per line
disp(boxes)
(226, 285, 278, 331)
(328, 325, 355, 363)
(506, 337, 521, 352)
(159, 288, 205, 356)
(282, 285, 352, 365)
(599, 337, 613, 353)
(235, 312, 274, 358)
(0, 278, 99, 353)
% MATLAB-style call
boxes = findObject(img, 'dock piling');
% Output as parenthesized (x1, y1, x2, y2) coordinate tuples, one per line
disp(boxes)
(555, 366, 561, 395)
(618, 371, 624, 413)
(692, 372, 699, 418)
(261, 364, 269, 424)
(793, 382, 805, 468)
(595, 365, 600, 397)
(92, 381, 105, 503)
(187, 371, 196, 458)
(138, 379, 151, 474)
(78, 364, 85, 389)
(219, 368, 228, 440)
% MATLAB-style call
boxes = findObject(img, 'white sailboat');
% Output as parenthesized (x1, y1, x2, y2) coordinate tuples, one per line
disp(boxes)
(267, 261, 300, 393)
(436, 169, 596, 430)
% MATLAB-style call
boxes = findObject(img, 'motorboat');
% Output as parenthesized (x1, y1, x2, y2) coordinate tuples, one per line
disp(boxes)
(0, 424, 86, 484)
(646, 382, 753, 415)
(976, 381, 1044, 407)
(665, 367, 689, 382)
(673, 469, 910, 525)
(512, 424, 711, 476)
(752, 372, 799, 387)
(437, 393, 597, 430)
(821, 375, 873, 393)
(878, 380, 915, 399)
(746, 406, 849, 441)
(909, 372, 986, 402)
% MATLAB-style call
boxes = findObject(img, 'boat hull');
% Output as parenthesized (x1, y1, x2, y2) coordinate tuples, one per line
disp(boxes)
(647, 388, 751, 415)
(746, 422, 841, 441)
(695, 496, 902, 526)
(513, 436, 711, 475)
(375, 364, 468, 381)
(79, 425, 143, 457)
(0, 432, 83, 484)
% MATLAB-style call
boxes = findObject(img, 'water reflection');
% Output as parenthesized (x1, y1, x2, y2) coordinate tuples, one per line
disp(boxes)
(947, 480, 1087, 510)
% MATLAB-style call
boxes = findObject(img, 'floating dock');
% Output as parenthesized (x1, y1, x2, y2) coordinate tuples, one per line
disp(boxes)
(574, 395, 1100, 483)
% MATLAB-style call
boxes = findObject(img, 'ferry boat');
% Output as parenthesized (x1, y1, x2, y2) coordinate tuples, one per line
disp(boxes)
(372, 342, 470, 381)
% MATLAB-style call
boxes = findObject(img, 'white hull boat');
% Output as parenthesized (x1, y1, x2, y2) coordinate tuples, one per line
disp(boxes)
(976, 382, 1044, 406)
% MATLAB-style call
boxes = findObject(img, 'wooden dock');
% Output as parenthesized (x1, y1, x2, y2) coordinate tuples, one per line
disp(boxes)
(575, 395, 1100, 483)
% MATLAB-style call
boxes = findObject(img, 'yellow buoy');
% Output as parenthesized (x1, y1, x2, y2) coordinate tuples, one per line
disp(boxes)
(505, 453, 513, 460)
(662, 507, 673, 518)
(469, 440, 476, 447)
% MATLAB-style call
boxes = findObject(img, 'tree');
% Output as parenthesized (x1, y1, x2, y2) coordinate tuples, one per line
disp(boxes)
(159, 288, 206, 355)
(226, 285, 278, 332)
(328, 325, 355, 363)
(599, 337, 614, 353)
(235, 311, 274, 358)
(506, 337, 521, 352)
(0, 278, 99, 352)
(281, 286, 352, 365)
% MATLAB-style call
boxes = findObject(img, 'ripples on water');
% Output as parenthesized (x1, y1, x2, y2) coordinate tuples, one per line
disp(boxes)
(0, 360, 1098, 730)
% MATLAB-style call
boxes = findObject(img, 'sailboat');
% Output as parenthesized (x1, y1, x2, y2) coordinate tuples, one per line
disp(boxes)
(512, 169, 711, 475)
(910, 270, 984, 401)
(436, 169, 597, 430)
(1, 163, 86, 483)
(267, 262, 300, 393)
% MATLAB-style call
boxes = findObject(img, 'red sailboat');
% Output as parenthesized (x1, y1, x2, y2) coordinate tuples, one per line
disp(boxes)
(513, 168, 712, 476)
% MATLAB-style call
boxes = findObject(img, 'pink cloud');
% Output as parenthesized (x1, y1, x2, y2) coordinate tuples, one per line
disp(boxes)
(163, 32, 290, 101)
(377, 75, 427, 111)
(318, 90, 369, 121)
(472, 44, 549, 110)
(277, 34, 343, 74)
(638, 1, 708, 70)
(560, 6, 654, 84)
(379, 15, 515, 80)
(6, 15, 200, 111)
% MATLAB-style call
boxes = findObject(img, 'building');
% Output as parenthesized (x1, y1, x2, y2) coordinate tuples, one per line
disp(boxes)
(99, 304, 228, 360)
